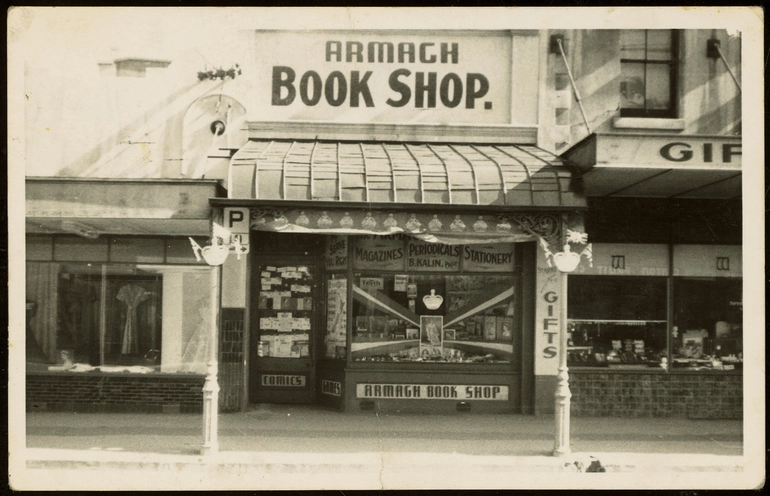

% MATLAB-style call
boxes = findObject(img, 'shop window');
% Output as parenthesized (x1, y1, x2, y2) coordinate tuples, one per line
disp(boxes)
(350, 274, 515, 363)
(620, 29, 678, 118)
(672, 278, 742, 371)
(568, 276, 667, 369)
(25, 262, 213, 374)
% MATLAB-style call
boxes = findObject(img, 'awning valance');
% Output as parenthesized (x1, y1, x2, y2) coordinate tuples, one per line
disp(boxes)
(228, 139, 586, 209)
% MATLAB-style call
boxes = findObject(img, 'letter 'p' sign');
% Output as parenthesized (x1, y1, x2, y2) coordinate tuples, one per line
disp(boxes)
(224, 208, 250, 234)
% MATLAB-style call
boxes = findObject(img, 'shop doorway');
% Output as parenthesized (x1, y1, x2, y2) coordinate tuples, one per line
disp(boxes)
(249, 258, 320, 404)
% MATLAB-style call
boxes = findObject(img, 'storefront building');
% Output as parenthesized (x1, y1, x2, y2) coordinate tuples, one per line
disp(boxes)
(24, 28, 742, 418)
(556, 29, 743, 419)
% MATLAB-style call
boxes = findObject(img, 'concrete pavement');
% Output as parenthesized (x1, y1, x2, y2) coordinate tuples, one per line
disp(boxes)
(13, 404, 762, 490)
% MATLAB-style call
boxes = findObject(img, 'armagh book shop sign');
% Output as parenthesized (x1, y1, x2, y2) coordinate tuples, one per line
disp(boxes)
(356, 383, 509, 400)
(244, 30, 541, 124)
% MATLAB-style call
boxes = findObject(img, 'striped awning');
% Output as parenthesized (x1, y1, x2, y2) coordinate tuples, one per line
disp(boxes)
(228, 140, 585, 208)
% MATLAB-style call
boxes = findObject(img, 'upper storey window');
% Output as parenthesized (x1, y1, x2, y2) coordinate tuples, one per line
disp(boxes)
(620, 30, 678, 118)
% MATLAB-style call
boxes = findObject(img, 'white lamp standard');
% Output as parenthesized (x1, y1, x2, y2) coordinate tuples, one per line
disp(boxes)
(201, 265, 221, 456)
(190, 223, 249, 456)
(539, 226, 592, 457)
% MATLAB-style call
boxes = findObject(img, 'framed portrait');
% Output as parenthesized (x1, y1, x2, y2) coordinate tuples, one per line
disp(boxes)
(420, 315, 443, 356)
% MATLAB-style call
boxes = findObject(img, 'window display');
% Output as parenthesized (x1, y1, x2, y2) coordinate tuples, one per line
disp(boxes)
(672, 278, 742, 371)
(26, 261, 213, 374)
(567, 276, 667, 368)
(255, 264, 314, 359)
(351, 274, 515, 363)
(324, 275, 347, 359)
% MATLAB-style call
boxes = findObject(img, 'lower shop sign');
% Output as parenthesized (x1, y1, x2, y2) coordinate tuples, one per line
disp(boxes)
(321, 379, 342, 396)
(261, 374, 307, 387)
(356, 383, 508, 400)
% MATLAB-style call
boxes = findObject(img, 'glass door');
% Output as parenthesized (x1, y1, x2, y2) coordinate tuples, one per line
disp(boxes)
(250, 260, 318, 404)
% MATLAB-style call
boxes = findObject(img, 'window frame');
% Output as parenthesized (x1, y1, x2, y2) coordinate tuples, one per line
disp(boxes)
(620, 29, 679, 119)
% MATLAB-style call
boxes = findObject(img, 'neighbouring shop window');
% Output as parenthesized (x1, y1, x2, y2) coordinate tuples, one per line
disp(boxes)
(351, 274, 515, 363)
(672, 278, 742, 371)
(620, 29, 678, 118)
(568, 276, 667, 369)
(26, 262, 213, 374)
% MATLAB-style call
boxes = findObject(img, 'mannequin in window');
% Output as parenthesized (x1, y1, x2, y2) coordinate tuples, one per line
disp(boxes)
(117, 284, 150, 355)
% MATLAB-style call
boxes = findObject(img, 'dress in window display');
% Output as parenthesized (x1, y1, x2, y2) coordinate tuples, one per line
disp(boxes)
(117, 283, 151, 355)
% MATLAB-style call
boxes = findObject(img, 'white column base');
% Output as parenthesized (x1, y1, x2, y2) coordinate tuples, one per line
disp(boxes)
(201, 360, 220, 456)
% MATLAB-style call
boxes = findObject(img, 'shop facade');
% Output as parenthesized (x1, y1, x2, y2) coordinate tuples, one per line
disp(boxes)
(211, 29, 588, 415)
(564, 134, 742, 419)
(24, 27, 742, 419)
(25, 178, 225, 413)
(555, 29, 743, 419)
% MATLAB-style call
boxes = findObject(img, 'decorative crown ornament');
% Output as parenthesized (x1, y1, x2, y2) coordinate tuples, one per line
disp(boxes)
(450, 215, 466, 232)
(422, 289, 444, 310)
(340, 212, 354, 229)
(428, 215, 442, 231)
(406, 214, 422, 232)
(384, 213, 398, 229)
(317, 211, 333, 228)
(295, 211, 310, 227)
(539, 229, 593, 273)
(361, 213, 377, 230)
(473, 216, 488, 233)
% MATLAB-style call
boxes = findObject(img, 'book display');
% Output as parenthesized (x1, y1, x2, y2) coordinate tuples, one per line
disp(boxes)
(350, 273, 515, 363)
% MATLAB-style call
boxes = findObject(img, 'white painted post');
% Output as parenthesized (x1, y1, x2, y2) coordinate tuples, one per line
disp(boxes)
(201, 265, 221, 456)
(553, 269, 571, 456)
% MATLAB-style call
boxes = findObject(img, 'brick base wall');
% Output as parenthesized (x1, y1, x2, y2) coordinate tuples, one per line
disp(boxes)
(27, 373, 205, 414)
(570, 372, 743, 419)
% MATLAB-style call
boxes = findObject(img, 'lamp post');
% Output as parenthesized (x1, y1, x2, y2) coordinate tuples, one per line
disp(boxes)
(190, 224, 248, 457)
(553, 267, 571, 456)
(201, 264, 221, 456)
(539, 227, 592, 457)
